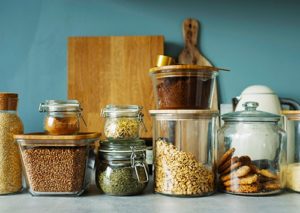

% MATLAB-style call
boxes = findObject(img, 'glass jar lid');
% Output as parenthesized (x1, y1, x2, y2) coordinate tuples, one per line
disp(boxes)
(101, 104, 143, 118)
(222, 101, 280, 122)
(39, 100, 82, 112)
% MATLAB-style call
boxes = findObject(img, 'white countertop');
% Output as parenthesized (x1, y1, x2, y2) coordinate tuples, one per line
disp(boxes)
(1, 180, 299, 213)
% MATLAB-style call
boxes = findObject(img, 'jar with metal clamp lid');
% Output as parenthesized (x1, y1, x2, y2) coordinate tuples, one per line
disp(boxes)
(96, 140, 149, 195)
(101, 105, 146, 140)
(39, 100, 85, 135)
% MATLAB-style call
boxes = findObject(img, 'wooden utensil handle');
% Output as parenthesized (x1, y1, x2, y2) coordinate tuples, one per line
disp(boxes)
(183, 18, 199, 47)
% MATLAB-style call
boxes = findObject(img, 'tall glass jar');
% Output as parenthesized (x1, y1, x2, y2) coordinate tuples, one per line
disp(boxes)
(0, 93, 23, 194)
(101, 105, 145, 140)
(39, 100, 83, 135)
(217, 102, 286, 195)
(95, 140, 149, 195)
(150, 109, 218, 197)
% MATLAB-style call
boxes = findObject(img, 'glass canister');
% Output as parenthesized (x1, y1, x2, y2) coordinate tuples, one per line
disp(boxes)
(149, 65, 222, 109)
(0, 93, 23, 194)
(217, 102, 286, 195)
(282, 110, 300, 192)
(95, 140, 149, 195)
(39, 100, 83, 135)
(149, 109, 218, 197)
(101, 105, 145, 140)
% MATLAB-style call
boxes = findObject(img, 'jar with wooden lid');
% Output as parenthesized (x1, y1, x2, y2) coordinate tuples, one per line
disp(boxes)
(39, 100, 84, 135)
(0, 93, 23, 194)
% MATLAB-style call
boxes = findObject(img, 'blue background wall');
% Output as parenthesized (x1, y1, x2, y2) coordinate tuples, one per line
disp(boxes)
(0, 0, 299, 132)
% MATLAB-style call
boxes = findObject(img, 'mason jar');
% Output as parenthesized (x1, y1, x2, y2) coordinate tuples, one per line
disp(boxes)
(217, 102, 286, 195)
(0, 93, 23, 194)
(101, 105, 145, 140)
(95, 140, 149, 195)
(39, 100, 84, 135)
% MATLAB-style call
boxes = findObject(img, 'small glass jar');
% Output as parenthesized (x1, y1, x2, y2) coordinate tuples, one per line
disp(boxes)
(218, 102, 286, 195)
(39, 100, 83, 135)
(95, 140, 149, 196)
(101, 105, 145, 140)
(150, 109, 218, 197)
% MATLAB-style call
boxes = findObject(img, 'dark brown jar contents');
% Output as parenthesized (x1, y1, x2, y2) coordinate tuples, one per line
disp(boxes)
(45, 116, 79, 135)
(156, 76, 212, 109)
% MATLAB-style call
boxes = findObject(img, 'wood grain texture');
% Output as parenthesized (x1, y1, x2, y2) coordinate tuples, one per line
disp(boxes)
(68, 36, 164, 138)
(178, 18, 218, 110)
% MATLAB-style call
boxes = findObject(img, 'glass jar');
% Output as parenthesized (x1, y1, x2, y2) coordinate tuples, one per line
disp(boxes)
(39, 100, 83, 135)
(282, 110, 300, 192)
(96, 140, 149, 196)
(149, 65, 222, 109)
(101, 105, 145, 140)
(0, 93, 23, 194)
(150, 109, 218, 197)
(218, 102, 286, 195)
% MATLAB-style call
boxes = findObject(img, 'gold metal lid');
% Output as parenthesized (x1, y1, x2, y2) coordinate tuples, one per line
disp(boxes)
(156, 55, 173, 67)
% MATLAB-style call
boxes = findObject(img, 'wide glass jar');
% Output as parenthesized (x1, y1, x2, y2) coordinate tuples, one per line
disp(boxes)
(39, 100, 83, 135)
(149, 65, 222, 109)
(150, 109, 218, 197)
(0, 93, 23, 195)
(218, 102, 286, 195)
(96, 140, 149, 196)
(101, 105, 145, 140)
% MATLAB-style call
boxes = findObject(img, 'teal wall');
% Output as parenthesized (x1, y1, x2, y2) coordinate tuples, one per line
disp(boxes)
(1, 0, 300, 132)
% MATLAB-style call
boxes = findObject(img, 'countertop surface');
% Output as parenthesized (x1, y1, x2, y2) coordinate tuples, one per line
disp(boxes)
(1, 181, 299, 213)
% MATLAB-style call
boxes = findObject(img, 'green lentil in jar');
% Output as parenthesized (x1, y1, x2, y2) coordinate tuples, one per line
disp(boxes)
(96, 165, 148, 195)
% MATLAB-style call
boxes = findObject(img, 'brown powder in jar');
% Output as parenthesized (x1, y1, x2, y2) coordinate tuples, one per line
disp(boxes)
(45, 116, 79, 135)
(156, 76, 212, 109)
(22, 146, 87, 193)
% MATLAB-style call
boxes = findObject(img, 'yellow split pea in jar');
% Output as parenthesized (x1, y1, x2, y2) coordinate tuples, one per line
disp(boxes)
(101, 105, 145, 140)
(39, 100, 84, 135)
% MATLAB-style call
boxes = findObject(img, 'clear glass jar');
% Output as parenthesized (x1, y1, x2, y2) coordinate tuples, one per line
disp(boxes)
(39, 100, 83, 135)
(282, 110, 300, 192)
(218, 102, 286, 195)
(101, 105, 145, 140)
(95, 140, 149, 196)
(150, 109, 218, 197)
(0, 93, 23, 194)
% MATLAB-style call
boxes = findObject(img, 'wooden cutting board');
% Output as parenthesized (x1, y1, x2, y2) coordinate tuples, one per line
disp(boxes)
(68, 36, 164, 138)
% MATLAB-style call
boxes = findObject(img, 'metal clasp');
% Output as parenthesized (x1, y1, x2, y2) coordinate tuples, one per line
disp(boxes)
(130, 146, 149, 183)
(138, 112, 148, 133)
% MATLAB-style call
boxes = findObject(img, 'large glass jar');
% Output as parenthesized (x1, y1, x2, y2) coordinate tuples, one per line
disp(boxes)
(101, 105, 145, 140)
(150, 109, 218, 197)
(96, 140, 149, 195)
(217, 102, 286, 195)
(0, 93, 23, 194)
(39, 100, 83, 135)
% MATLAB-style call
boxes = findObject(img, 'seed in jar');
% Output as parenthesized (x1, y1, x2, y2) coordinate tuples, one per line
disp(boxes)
(0, 113, 23, 194)
(154, 139, 214, 195)
(104, 118, 139, 139)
